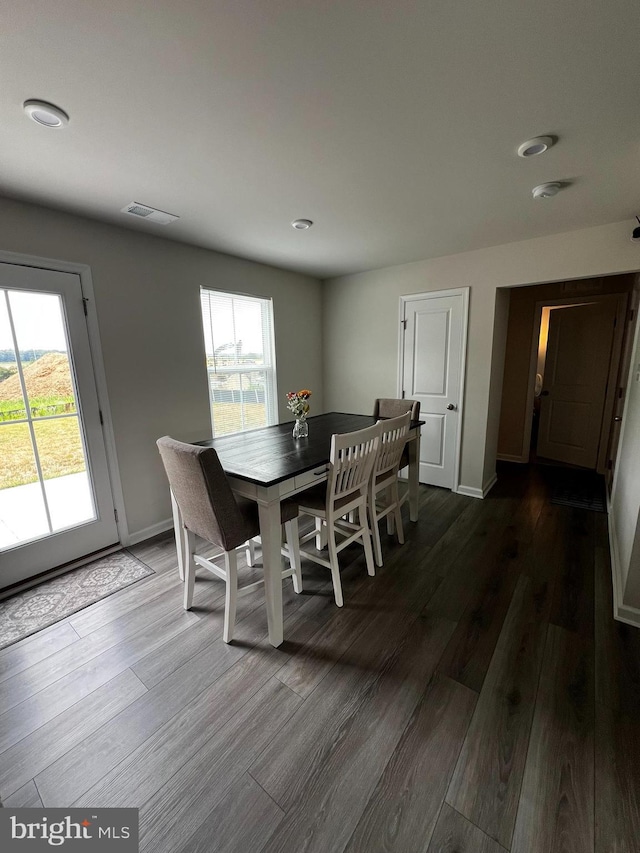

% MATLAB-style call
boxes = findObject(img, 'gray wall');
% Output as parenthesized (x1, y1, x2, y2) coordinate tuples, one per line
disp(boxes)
(0, 196, 323, 540)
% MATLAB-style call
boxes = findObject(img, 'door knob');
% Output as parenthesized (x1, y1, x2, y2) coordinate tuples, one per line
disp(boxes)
(613, 416, 622, 422)
(446, 403, 456, 410)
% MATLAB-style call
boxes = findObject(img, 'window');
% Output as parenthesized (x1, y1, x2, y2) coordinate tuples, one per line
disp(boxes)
(200, 288, 277, 437)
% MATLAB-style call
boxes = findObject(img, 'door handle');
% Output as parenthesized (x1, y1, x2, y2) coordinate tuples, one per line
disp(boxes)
(613, 416, 622, 422)
(446, 403, 456, 411)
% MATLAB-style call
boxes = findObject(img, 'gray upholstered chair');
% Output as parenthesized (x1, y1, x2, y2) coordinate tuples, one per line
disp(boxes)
(373, 398, 420, 420)
(369, 412, 411, 567)
(157, 436, 302, 643)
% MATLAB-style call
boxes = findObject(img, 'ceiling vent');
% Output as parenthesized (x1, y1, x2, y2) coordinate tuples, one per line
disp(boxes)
(120, 202, 179, 225)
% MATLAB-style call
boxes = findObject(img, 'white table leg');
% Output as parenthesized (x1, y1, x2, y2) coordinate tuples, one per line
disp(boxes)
(408, 431, 421, 523)
(258, 497, 284, 647)
(170, 489, 185, 580)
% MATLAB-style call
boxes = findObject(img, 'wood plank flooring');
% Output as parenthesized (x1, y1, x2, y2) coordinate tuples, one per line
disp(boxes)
(0, 463, 638, 853)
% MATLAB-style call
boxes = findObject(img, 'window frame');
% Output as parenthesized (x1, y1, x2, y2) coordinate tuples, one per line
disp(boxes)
(200, 287, 278, 437)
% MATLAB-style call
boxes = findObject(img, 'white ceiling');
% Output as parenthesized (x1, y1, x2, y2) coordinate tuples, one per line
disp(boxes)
(2, 0, 639, 278)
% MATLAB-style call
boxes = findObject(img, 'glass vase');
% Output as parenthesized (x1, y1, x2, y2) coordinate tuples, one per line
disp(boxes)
(292, 414, 309, 438)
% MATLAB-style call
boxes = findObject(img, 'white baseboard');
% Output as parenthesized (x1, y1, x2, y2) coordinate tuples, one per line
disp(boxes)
(606, 495, 640, 628)
(497, 453, 528, 464)
(126, 518, 174, 546)
(482, 473, 498, 497)
(456, 485, 484, 499)
(456, 473, 498, 500)
(615, 601, 640, 627)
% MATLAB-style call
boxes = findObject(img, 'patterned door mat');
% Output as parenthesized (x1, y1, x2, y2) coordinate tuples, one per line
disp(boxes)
(550, 469, 607, 513)
(0, 551, 154, 650)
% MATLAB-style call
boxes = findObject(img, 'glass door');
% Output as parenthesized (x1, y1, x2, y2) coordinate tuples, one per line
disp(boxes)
(0, 262, 118, 588)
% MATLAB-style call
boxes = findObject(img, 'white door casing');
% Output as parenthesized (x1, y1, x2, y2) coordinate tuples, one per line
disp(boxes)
(0, 261, 119, 588)
(537, 297, 622, 469)
(604, 289, 638, 489)
(399, 289, 468, 490)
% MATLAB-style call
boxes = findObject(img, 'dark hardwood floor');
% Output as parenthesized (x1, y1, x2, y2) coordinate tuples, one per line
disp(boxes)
(1, 463, 638, 852)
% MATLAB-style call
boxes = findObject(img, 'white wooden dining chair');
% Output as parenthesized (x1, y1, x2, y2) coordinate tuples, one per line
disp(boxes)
(297, 423, 379, 607)
(157, 436, 302, 643)
(372, 398, 420, 468)
(369, 411, 411, 567)
(372, 397, 420, 527)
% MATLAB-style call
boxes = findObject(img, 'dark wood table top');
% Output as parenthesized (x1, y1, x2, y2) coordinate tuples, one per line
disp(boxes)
(196, 411, 421, 488)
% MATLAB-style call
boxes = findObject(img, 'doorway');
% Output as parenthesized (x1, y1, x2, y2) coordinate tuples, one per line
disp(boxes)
(0, 262, 119, 589)
(532, 294, 627, 471)
(496, 273, 637, 487)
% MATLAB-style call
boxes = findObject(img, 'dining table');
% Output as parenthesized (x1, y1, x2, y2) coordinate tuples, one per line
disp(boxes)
(171, 411, 422, 647)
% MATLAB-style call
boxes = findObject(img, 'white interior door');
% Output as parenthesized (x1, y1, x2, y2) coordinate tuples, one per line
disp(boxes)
(0, 262, 119, 588)
(537, 301, 617, 468)
(401, 289, 468, 489)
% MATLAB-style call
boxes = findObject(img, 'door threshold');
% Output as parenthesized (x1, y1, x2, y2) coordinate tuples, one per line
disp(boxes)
(534, 456, 595, 471)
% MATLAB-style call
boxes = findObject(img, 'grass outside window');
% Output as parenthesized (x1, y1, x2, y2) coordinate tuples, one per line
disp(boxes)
(0, 418, 86, 490)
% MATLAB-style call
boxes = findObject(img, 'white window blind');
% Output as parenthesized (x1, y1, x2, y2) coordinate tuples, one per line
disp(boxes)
(200, 288, 277, 437)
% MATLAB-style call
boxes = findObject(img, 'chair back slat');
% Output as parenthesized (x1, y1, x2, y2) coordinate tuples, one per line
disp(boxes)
(328, 423, 380, 509)
(375, 412, 411, 479)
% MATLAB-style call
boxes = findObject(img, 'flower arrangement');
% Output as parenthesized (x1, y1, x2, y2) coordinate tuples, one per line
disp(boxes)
(286, 389, 311, 419)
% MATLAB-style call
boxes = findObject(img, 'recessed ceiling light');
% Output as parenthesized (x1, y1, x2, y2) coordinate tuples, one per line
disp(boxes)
(517, 136, 554, 158)
(291, 219, 313, 230)
(23, 100, 69, 128)
(532, 182, 562, 199)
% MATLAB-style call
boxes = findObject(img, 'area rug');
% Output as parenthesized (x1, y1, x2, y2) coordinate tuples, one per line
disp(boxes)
(550, 468, 607, 513)
(0, 551, 154, 650)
